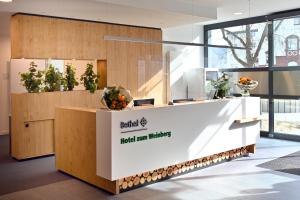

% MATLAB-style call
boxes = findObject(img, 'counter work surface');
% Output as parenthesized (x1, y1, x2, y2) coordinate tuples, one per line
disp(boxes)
(59, 97, 254, 112)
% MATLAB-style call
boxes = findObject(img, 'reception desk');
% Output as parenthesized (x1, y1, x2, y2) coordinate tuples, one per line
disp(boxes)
(55, 97, 260, 194)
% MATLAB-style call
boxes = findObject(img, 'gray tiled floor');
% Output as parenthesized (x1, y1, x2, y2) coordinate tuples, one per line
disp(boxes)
(1, 138, 300, 200)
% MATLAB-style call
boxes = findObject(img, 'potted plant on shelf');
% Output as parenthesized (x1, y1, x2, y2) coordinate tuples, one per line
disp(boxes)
(62, 64, 79, 91)
(236, 77, 258, 96)
(44, 64, 63, 92)
(20, 62, 44, 93)
(80, 63, 99, 93)
(211, 73, 231, 99)
(101, 86, 133, 110)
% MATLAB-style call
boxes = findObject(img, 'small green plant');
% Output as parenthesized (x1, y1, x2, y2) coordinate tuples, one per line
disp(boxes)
(63, 64, 79, 91)
(211, 73, 231, 99)
(80, 63, 99, 93)
(20, 62, 44, 93)
(44, 64, 63, 92)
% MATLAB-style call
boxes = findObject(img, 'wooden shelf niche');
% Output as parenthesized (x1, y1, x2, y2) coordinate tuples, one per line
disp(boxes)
(97, 60, 107, 89)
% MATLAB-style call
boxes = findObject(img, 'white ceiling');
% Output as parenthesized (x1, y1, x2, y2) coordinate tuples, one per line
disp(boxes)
(0, 0, 300, 30)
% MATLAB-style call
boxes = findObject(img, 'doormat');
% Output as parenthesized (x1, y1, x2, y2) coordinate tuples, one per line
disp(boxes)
(258, 150, 300, 176)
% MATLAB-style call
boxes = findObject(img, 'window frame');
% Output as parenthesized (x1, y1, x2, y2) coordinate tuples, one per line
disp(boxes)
(204, 9, 300, 141)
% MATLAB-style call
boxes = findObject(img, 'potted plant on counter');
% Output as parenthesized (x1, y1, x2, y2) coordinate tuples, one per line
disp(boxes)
(63, 64, 79, 91)
(211, 73, 231, 99)
(44, 64, 64, 92)
(80, 63, 99, 93)
(20, 62, 44, 93)
(101, 86, 133, 110)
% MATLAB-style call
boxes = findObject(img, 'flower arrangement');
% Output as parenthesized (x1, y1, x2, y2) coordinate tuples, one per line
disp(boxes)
(236, 76, 258, 96)
(211, 73, 231, 99)
(101, 86, 133, 110)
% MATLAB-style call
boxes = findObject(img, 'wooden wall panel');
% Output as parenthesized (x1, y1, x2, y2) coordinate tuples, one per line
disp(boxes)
(105, 25, 129, 88)
(56, 19, 80, 59)
(11, 15, 107, 60)
(20, 16, 58, 59)
(11, 14, 166, 103)
(10, 15, 22, 58)
(81, 22, 106, 60)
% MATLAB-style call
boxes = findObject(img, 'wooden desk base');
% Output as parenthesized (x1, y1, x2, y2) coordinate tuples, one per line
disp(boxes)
(55, 107, 119, 194)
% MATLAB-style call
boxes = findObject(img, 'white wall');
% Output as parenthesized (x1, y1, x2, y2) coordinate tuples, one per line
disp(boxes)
(0, 13, 11, 135)
(163, 24, 204, 100)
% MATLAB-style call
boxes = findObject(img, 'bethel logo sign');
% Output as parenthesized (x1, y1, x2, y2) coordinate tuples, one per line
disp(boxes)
(120, 117, 148, 133)
(120, 120, 139, 129)
(140, 117, 147, 127)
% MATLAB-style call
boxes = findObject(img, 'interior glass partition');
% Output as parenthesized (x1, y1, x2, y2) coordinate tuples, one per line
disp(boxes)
(163, 42, 205, 101)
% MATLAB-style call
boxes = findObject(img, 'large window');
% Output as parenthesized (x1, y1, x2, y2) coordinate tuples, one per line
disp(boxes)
(274, 99, 300, 135)
(207, 22, 268, 68)
(274, 16, 300, 67)
(261, 99, 269, 132)
(205, 10, 300, 141)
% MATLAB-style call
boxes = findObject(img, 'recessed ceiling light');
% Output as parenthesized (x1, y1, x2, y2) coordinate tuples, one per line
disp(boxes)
(0, 0, 12, 2)
(234, 12, 243, 15)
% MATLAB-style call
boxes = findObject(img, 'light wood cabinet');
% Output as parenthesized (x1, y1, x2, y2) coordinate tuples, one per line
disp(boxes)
(11, 90, 103, 160)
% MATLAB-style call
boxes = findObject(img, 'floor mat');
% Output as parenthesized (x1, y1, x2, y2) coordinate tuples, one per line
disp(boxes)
(257, 150, 300, 176)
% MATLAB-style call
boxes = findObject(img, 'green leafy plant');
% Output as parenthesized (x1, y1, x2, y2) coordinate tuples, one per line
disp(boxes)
(20, 62, 44, 93)
(63, 64, 79, 91)
(44, 64, 63, 92)
(211, 73, 231, 99)
(80, 63, 99, 93)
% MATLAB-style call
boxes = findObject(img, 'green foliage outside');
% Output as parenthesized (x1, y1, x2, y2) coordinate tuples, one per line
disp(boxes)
(80, 63, 99, 93)
(20, 62, 44, 93)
